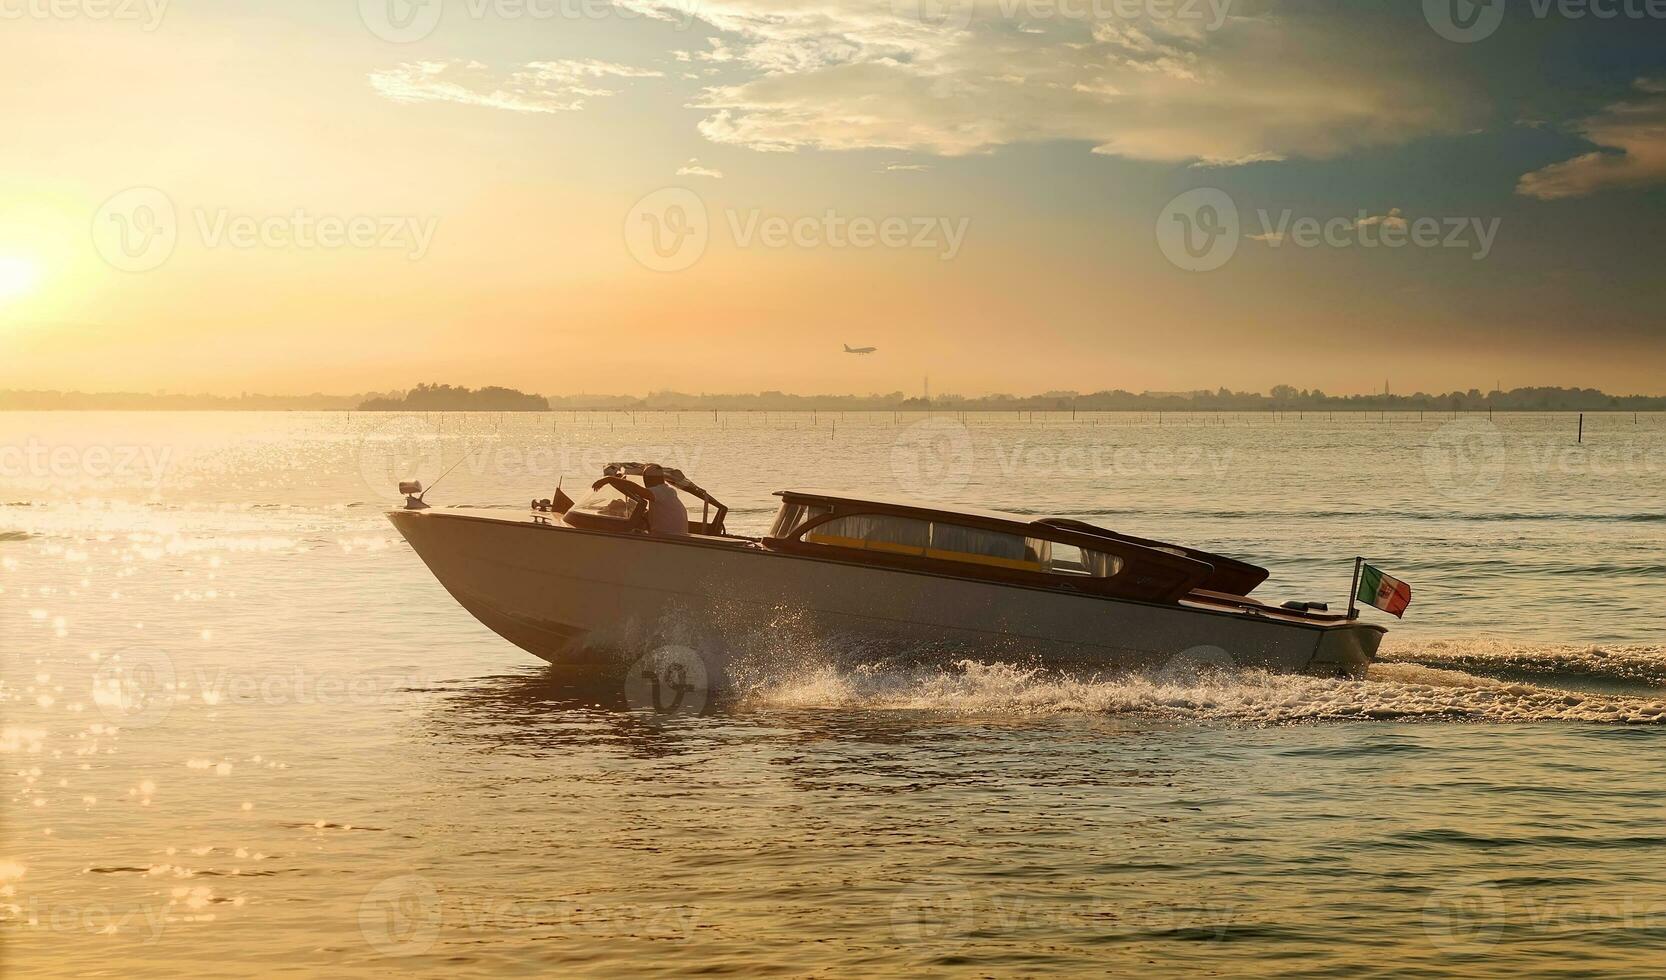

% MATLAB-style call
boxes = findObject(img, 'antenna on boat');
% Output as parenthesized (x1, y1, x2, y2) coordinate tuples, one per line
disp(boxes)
(423, 447, 478, 499)
(402, 445, 480, 509)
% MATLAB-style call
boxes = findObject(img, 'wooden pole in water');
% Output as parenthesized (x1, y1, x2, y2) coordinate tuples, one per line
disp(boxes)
(1578, 413, 1584, 444)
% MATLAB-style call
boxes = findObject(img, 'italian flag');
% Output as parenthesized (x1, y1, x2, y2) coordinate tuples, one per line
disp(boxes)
(1356, 562, 1412, 618)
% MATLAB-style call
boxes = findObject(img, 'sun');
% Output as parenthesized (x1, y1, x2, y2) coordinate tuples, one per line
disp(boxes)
(0, 255, 43, 303)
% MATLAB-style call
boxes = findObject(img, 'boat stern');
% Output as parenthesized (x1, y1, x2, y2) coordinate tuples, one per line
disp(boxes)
(1308, 622, 1387, 678)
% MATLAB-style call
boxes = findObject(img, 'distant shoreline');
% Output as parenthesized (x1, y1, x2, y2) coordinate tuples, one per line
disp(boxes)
(3, 383, 1665, 413)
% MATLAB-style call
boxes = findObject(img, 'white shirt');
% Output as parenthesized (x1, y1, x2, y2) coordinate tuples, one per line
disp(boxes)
(646, 483, 688, 535)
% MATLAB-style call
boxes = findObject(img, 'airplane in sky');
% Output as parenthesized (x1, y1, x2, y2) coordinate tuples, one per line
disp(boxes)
(843, 344, 877, 354)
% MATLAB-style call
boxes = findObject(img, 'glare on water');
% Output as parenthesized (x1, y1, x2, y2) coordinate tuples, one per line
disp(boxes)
(2, 410, 1665, 975)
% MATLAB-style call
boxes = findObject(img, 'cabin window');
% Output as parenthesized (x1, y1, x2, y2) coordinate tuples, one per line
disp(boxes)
(797, 512, 1128, 579)
(928, 523, 1045, 571)
(804, 514, 930, 555)
(771, 502, 833, 538)
(1047, 542, 1087, 573)
(1082, 550, 1125, 578)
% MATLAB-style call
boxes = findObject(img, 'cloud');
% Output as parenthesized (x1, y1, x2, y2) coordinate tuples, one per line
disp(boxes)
(677, 158, 725, 178)
(1248, 232, 1284, 245)
(880, 162, 932, 172)
(369, 60, 662, 114)
(1355, 208, 1407, 229)
(626, 1, 1482, 164)
(1517, 79, 1666, 200)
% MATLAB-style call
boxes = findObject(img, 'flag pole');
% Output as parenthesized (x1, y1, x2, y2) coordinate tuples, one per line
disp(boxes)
(1347, 557, 1362, 620)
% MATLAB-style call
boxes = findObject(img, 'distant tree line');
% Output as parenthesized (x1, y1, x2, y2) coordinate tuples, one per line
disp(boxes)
(3, 384, 1663, 412)
(357, 383, 549, 411)
(547, 385, 1666, 413)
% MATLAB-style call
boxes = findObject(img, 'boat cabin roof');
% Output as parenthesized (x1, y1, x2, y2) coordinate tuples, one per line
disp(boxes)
(775, 489, 1043, 532)
(773, 489, 1271, 600)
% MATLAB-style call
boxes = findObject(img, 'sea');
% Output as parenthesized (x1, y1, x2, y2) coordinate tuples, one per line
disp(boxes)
(3, 410, 1664, 977)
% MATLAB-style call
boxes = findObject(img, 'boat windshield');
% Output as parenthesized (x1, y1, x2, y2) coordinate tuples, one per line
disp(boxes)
(799, 513, 1124, 577)
(569, 485, 641, 523)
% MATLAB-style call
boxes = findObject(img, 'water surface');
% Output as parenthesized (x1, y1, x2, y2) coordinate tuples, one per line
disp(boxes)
(4, 411, 1664, 975)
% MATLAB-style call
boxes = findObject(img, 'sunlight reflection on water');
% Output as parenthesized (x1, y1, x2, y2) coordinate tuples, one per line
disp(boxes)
(3, 411, 1665, 974)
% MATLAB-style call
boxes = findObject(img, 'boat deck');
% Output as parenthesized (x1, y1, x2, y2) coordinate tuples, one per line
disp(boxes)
(405, 507, 1363, 632)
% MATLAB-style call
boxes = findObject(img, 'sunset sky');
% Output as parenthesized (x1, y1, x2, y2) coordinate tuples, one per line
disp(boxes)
(3, 0, 1664, 397)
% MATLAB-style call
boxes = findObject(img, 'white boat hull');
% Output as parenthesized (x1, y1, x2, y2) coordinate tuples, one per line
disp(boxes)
(389, 509, 1383, 681)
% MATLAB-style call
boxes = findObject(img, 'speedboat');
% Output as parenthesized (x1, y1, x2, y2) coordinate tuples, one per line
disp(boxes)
(388, 463, 1386, 681)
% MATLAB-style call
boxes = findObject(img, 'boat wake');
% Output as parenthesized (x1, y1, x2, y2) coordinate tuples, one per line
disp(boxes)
(1380, 638, 1666, 688)
(728, 640, 1666, 726)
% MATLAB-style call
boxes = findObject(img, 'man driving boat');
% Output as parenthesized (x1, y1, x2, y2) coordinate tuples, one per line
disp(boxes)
(593, 463, 688, 536)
